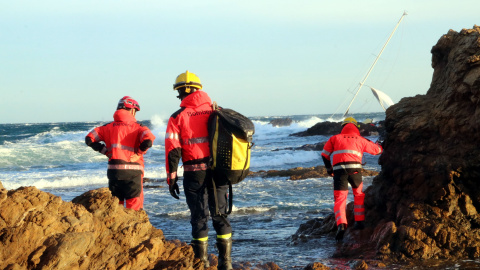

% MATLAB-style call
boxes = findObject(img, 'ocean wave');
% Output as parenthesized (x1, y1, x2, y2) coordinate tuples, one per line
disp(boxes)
(3, 174, 108, 190)
(230, 205, 277, 215)
(251, 150, 320, 168)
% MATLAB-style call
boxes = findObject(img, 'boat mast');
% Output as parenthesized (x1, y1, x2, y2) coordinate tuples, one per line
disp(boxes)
(342, 11, 407, 117)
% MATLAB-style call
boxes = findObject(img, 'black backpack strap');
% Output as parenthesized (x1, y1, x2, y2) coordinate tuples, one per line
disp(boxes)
(226, 182, 233, 215)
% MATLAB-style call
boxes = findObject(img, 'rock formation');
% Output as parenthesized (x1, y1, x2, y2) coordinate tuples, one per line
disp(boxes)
(0, 185, 196, 270)
(290, 121, 384, 138)
(0, 184, 284, 270)
(251, 166, 378, 180)
(293, 25, 480, 264)
(269, 117, 294, 127)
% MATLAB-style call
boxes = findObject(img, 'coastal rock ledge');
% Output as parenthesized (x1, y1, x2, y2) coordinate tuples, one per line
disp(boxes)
(294, 25, 480, 265)
(0, 185, 196, 270)
(0, 184, 285, 270)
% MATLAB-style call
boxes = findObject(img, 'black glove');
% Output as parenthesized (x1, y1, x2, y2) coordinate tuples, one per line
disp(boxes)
(327, 167, 334, 177)
(167, 176, 180, 199)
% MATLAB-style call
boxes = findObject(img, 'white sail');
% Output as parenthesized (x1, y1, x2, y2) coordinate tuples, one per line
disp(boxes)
(370, 87, 394, 111)
(342, 11, 407, 117)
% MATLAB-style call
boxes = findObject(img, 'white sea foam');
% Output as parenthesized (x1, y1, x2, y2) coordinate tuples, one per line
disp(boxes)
(230, 205, 276, 215)
(3, 174, 108, 190)
(251, 151, 320, 168)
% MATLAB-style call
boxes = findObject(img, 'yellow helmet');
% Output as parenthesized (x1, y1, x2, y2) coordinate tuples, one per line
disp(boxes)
(342, 117, 359, 127)
(173, 70, 203, 91)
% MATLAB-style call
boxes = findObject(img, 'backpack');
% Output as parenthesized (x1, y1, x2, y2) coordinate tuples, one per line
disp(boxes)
(208, 102, 255, 216)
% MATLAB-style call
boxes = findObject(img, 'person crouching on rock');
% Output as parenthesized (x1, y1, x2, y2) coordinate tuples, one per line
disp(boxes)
(85, 96, 155, 211)
(321, 117, 383, 241)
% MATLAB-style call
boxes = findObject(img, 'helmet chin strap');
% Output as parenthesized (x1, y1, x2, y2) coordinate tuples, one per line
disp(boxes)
(176, 87, 197, 100)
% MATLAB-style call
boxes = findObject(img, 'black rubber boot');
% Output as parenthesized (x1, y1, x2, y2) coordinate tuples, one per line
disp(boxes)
(191, 240, 209, 268)
(335, 223, 346, 242)
(216, 238, 233, 270)
(353, 221, 365, 230)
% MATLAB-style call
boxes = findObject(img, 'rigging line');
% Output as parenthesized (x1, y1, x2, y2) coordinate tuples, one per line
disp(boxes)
(342, 11, 407, 118)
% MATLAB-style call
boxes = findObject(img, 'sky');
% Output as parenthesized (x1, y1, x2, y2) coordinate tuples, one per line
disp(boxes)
(1, 1, 479, 124)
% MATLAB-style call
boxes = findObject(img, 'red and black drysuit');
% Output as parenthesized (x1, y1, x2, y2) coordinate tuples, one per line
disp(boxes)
(165, 90, 232, 240)
(321, 123, 382, 226)
(85, 109, 155, 210)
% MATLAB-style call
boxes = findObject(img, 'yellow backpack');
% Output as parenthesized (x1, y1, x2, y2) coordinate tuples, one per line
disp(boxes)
(208, 102, 255, 215)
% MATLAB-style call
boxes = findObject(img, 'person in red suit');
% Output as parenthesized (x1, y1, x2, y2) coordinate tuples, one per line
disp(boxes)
(165, 71, 232, 269)
(86, 96, 155, 211)
(321, 117, 383, 241)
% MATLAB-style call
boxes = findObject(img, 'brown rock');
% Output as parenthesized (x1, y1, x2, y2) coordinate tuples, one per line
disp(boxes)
(304, 262, 331, 269)
(250, 166, 378, 180)
(0, 185, 195, 270)
(290, 25, 480, 266)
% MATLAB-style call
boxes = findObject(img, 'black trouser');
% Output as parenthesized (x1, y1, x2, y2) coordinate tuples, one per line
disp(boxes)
(333, 168, 363, 191)
(107, 169, 142, 200)
(183, 169, 232, 239)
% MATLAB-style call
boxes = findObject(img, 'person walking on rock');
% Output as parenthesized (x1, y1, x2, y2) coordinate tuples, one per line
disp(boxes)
(164, 71, 233, 269)
(321, 117, 382, 241)
(86, 96, 155, 211)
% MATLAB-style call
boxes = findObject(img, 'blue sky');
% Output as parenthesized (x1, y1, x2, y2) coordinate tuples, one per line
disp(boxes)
(1, 1, 478, 124)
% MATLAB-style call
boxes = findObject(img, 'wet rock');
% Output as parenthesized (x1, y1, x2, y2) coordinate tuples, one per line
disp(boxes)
(269, 117, 293, 127)
(273, 142, 326, 152)
(250, 166, 379, 180)
(304, 262, 331, 269)
(290, 121, 384, 137)
(350, 260, 368, 270)
(290, 121, 341, 137)
(291, 25, 480, 265)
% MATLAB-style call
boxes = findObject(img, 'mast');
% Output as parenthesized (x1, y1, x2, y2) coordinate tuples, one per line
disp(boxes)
(342, 11, 407, 117)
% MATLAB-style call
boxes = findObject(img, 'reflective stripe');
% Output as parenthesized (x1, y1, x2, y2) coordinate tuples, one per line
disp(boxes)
(332, 149, 362, 158)
(354, 205, 364, 209)
(139, 130, 150, 141)
(333, 164, 363, 170)
(217, 233, 232, 239)
(90, 130, 100, 141)
(108, 164, 143, 171)
(110, 143, 136, 153)
(193, 236, 208, 242)
(322, 149, 331, 156)
(165, 132, 180, 140)
(184, 163, 208, 171)
(354, 211, 365, 216)
(184, 136, 209, 145)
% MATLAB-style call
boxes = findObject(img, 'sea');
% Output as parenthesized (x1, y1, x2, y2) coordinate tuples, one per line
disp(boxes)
(1, 113, 477, 269)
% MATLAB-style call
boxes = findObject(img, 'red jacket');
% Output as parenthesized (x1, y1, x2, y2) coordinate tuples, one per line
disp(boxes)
(321, 123, 382, 170)
(86, 109, 156, 172)
(165, 90, 213, 177)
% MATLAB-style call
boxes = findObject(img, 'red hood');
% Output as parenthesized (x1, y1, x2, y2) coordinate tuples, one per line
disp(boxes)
(180, 90, 212, 108)
(340, 123, 360, 135)
(113, 109, 136, 122)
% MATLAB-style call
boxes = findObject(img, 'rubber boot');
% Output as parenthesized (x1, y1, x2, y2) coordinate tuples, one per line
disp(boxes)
(216, 238, 233, 270)
(191, 240, 210, 268)
(353, 221, 365, 230)
(335, 223, 346, 242)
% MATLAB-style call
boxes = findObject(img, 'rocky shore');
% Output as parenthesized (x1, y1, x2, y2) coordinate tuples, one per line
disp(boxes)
(293, 25, 480, 268)
(2, 26, 480, 270)
(0, 181, 288, 270)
